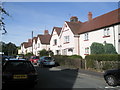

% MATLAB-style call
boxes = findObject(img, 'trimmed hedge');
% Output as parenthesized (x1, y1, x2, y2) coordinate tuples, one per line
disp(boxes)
(54, 55, 83, 69)
(85, 54, 120, 61)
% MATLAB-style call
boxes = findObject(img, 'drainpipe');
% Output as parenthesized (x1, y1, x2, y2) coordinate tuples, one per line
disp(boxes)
(113, 26, 116, 49)
(78, 35, 80, 55)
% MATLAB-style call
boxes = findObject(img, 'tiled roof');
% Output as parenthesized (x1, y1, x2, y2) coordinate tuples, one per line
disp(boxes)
(21, 42, 32, 48)
(78, 8, 120, 34)
(66, 8, 120, 34)
(66, 21, 82, 35)
(37, 34, 51, 44)
(52, 27, 62, 36)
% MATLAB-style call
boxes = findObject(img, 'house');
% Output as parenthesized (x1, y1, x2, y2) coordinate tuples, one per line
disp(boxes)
(32, 37, 37, 55)
(21, 39, 32, 54)
(78, 9, 120, 58)
(59, 16, 81, 55)
(36, 30, 51, 56)
(58, 8, 120, 58)
(50, 27, 62, 55)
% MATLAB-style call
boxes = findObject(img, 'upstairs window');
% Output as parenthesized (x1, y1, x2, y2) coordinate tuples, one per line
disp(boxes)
(53, 39, 57, 46)
(84, 33, 89, 41)
(103, 28, 110, 38)
(64, 36, 70, 44)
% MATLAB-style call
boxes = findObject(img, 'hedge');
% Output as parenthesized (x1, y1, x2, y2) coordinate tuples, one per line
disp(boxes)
(54, 55, 83, 69)
(85, 54, 120, 61)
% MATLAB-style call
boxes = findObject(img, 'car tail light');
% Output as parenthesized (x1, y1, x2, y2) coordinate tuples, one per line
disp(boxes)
(34, 60, 37, 63)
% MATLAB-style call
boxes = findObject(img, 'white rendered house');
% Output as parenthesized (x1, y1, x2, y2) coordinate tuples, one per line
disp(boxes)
(59, 16, 81, 55)
(79, 9, 120, 58)
(36, 30, 51, 56)
(50, 27, 62, 55)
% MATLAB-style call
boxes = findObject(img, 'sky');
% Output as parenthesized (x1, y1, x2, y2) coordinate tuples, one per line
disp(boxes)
(1, 2, 119, 46)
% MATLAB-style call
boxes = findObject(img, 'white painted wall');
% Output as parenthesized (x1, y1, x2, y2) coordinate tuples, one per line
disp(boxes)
(80, 24, 120, 58)
(59, 22, 78, 55)
(50, 29, 60, 55)
(36, 37, 50, 56)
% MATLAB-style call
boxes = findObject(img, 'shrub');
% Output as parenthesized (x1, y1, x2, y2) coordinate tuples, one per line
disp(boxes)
(38, 49, 54, 57)
(104, 43, 117, 54)
(68, 55, 82, 59)
(85, 54, 120, 61)
(90, 42, 105, 54)
(54, 55, 82, 68)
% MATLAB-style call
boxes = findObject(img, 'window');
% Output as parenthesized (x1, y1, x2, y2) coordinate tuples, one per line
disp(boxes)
(64, 36, 70, 43)
(103, 28, 110, 37)
(63, 49, 67, 55)
(38, 43, 40, 48)
(53, 39, 57, 45)
(84, 33, 89, 41)
(85, 47, 89, 55)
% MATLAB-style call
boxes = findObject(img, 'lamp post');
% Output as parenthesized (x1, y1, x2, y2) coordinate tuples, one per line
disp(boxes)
(32, 31, 33, 55)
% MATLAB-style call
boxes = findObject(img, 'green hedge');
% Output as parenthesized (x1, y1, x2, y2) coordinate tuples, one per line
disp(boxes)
(54, 55, 83, 68)
(85, 54, 120, 61)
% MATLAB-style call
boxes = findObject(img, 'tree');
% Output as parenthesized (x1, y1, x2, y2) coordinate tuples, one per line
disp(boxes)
(0, 2, 9, 35)
(90, 42, 105, 54)
(104, 43, 117, 54)
(2, 42, 18, 56)
(38, 49, 54, 57)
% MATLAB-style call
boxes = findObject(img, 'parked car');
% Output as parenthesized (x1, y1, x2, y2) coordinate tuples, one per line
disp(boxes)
(104, 69, 120, 86)
(38, 56, 55, 67)
(2, 59, 38, 88)
(29, 56, 39, 65)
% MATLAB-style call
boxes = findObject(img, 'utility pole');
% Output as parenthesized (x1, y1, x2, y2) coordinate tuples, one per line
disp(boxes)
(32, 31, 33, 55)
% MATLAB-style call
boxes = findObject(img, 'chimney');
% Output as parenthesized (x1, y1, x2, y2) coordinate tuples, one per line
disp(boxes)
(28, 39, 32, 42)
(70, 16, 78, 22)
(44, 30, 49, 35)
(88, 12, 92, 21)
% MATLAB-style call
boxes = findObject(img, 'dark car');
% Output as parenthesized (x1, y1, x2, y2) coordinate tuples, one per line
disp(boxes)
(104, 69, 120, 86)
(2, 60, 38, 88)
(38, 56, 55, 67)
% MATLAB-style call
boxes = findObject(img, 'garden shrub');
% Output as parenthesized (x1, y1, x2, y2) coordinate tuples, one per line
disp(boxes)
(90, 42, 104, 54)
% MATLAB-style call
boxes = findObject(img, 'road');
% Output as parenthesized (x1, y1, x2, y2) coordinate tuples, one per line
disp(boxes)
(35, 66, 120, 89)
(2, 66, 120, 90)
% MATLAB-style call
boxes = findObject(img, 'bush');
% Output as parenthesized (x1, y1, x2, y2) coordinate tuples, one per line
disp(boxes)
(54, 55, 83, 68)
(85, 54, 120, 61)
(104, 43, 117, 54)
(90, 42, 104, 54)
(38, 49, 54, 57)
(68, 55, 83, 59)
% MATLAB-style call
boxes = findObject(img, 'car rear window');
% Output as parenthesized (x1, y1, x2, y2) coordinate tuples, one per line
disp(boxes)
(44, 57, 53, 60)
(31, 56, 39, 59)
(3, 61, 35, 72)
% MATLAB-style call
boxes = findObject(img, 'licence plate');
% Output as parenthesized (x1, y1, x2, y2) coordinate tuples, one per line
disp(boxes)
(13, 75, 27, 79)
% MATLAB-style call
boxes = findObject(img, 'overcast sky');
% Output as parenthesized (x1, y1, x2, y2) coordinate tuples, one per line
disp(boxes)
(2, 2, 119, 46)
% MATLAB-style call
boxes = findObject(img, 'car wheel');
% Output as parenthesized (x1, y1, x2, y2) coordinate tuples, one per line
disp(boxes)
(105, 75, 117, 86)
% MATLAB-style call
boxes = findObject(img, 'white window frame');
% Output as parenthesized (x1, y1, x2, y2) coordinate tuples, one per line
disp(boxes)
(104, 28, 110, 36)
(84, 33, 89, 40)
(64, 36, 70, 43)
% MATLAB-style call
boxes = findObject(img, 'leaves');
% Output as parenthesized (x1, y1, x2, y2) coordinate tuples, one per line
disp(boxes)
(0, 4, 9, 35)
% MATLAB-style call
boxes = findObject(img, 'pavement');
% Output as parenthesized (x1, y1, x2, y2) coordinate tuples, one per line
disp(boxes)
(56, 66, 104, 78)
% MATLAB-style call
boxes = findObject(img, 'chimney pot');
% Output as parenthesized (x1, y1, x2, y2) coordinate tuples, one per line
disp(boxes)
(44, 30, 49, 35)
(88, 12, 92, 21)
(70, 16, 78, 22)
